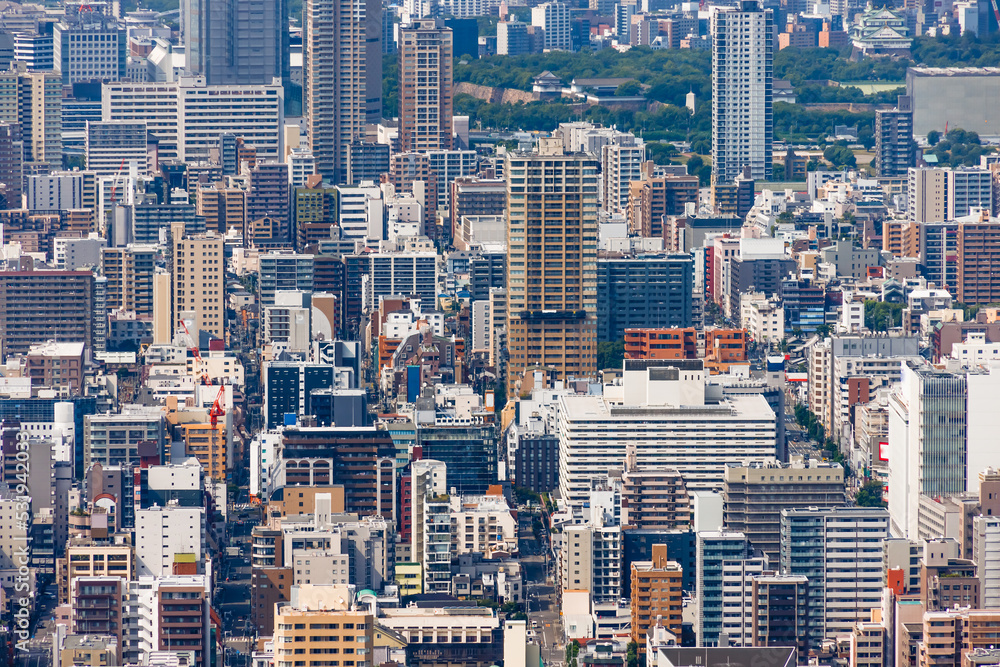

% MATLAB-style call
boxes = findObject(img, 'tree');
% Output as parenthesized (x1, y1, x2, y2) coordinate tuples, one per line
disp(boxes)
(864, 300, 904, 331)
(615, 80, 642, 97)
(927, 129, 941, 146)
(598, 340, 625, 370)
(856, 479, 887, 507)
(626, 641, 640, 667)
(566, 640, 581, 667)
(823, 144, 857, 169)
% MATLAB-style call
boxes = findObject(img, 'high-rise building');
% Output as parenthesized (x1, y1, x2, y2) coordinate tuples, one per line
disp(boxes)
(631, 543, 683, 650)
(506, 140, 599, 393)
(182, 0, 290, 87)
(596, 254, 694, 342)
(101, 245, 156, 317)
(532, 1, 571, 51)
(875, 95, 915, 177)
(399, 19, 453, 153)
(172, 230, 225, 338)
(889, 362, 968, 538)
(85, 121, 148, 177)
(53, 13, 126, 85)
(304, 0, 383, 183)
(0, 68, 61, 170)
(780, 506, 889, 647)
(246, 161, 292, 243)
(909, 167, 993, 223)
(0, 267, 94, 358)
(723, 459, 846, 563)
(196, 183, 246, 235)
(957, 215, 1000, 305)
(258, 252, 315, 307)
(0, 122, 21, 208)
(626, 167, 699, 238)
(558, 360, 776, 504)
(711, 0, 773, 184)
(696, 531, 751, 647)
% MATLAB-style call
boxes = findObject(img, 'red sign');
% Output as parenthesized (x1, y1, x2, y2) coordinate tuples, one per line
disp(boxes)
(879, 441, 889, 462)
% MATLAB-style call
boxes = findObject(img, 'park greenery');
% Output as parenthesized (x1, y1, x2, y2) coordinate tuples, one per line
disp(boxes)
(864, 300, 904, 332)
(377, 31, 1000, 167)
(856, 479, 888, 507)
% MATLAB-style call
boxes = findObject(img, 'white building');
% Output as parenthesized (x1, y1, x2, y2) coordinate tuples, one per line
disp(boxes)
(975, 515, 1000, 608)
(780, 507, 889, 639)
(86, 121, 150, 177)
(336, 182, 384, 240)
(710, 0, 773, 183)
(411, 459, 450, 593)
(531, 1, 571, 51)
(740, 291, 784, 344)
(720, 553, 769, 645)
(950, 332, 1000, 367)
(25, 173, 85, 211)
(450, 494, 518, 555)
(600, 138, 645, 216)
(101, 77, 284, 162)
(134, 503, 206, 577)
(471, 300, 491, 353)
(558, 359, 776, 504)
(125, 575, 211, 664)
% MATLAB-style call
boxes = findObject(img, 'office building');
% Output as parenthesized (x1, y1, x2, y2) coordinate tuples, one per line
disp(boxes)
(172, 231, 225, 338)
(711, 0, 773, 183)
(497, 21, 530, 55)
(875, 95, 915, 177)
(399, 19, 453, 153)
(101, 78, 285, 162)
(532, 1, 571, 51)
(0, 267, 94, 358)
(558, 360, 776, 504)
(304, 0, 382, 183)
(631, 544, 684, 651)
(182, 0, 290, 87)
(506, 142, 599, 394)
(888, 363, 968, 538)
(53, 13, 126, 85)
(416, 422, 497, 494)
(723, 459, 846, 562)
(347, 141, 390, 185)
(597, 255, 694, 342)
(25, 172, 84, 213)
(780, 506, 889, 647)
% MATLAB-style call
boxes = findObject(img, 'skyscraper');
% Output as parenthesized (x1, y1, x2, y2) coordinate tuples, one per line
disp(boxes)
(505, 138, 599, 394)
(711, 0, 773, 184)
(182, 0, 290, 87)
(305, 0, 383, 183)
(399, 19, 454, 153)
(874, 95, 915, 177)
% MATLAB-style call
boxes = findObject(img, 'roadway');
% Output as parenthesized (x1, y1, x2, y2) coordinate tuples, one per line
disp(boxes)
(518, 508, 563, 667)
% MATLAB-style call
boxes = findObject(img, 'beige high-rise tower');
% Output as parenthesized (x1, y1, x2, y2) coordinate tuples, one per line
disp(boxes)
(399, 18, 453, 153)
(304, 0, 382, 184)
(172, 231, 224, 338)
(505, 138, 599, 395)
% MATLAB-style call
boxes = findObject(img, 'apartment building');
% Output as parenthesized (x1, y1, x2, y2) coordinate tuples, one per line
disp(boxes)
(172, 230, 225, 338)
(631, 544, 683, 651)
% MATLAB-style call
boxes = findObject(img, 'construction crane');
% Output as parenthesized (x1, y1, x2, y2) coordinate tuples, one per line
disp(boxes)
(990, 0, 1000, 34)
(209, 385, 225, 428)
(180, 320, 210, 385)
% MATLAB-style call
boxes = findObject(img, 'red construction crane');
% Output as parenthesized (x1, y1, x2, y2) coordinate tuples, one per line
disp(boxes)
(209, 385, 225, 428)
(990, 0, 1000, 33)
